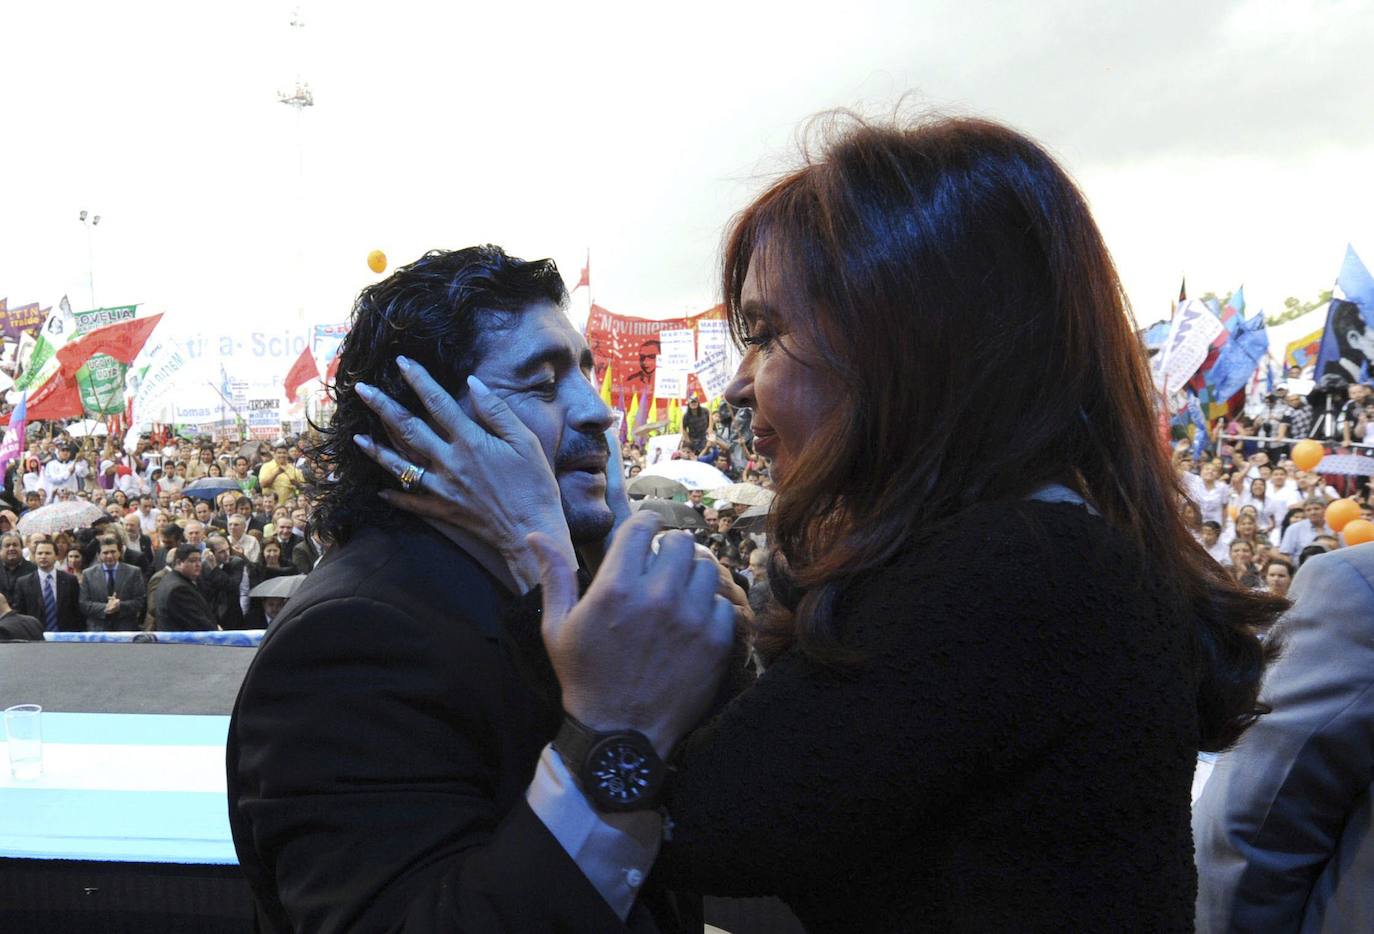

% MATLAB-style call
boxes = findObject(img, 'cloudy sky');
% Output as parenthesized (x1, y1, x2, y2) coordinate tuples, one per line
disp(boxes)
(4, 0, 1372, 349)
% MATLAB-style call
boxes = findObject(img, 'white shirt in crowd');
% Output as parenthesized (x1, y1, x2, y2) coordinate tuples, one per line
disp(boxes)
(1181, 473, 1231, 526)
(41, 458, 88, 499)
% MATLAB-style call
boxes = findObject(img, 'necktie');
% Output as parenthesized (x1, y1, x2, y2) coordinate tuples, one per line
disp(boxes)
(42, 575, 57, 632)
(106, 567, 116, 597)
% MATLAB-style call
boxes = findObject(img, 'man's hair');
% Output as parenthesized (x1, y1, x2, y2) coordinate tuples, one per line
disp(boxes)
(173, 544, 200, 564)
(1, 532, 22, 548)
(97, 535, 120, 551)
(1201, 520, 1221, 532)
(310, 246, 568, 545)
(161, 524, 186, 546)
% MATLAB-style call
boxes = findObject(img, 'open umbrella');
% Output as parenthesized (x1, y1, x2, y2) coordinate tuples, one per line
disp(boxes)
(183, 477, 242, 501)
(17, 500, 109, 536)
(627, 474, 689, 500)
(732, 503, 771, 533)
(638, 459, 731, 492)
(248, 574, 307, 600)
(708, 483, 773, 508)
(631, 499, 707, 531)
(1316, 453, 1374, 476)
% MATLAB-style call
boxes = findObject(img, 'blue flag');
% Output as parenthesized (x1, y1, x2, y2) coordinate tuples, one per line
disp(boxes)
(1186, 393, 1210, 458)
(1314, 245, 1374, 385)
(1208, 311, 1269, 401)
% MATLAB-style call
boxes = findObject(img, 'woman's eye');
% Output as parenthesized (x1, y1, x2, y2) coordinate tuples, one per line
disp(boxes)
(741, 330, 773, 349)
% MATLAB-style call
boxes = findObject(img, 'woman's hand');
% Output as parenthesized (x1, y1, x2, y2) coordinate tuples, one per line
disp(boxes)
(352, 356, 575, 592)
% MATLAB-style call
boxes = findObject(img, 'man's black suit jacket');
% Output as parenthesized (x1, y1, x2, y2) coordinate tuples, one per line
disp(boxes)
(14, 568, 83, 632)
(155, 570, 218, 631)
(227, 516, 693, 933)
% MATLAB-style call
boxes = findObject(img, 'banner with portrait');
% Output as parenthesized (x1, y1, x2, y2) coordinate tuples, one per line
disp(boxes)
(583, 304, 728, 408)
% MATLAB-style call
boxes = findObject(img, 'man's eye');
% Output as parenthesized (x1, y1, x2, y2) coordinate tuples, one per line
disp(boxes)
(529, 380, 558, 398)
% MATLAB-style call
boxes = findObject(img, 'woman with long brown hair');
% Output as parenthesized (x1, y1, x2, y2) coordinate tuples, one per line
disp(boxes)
(361, 115, 1283, 930)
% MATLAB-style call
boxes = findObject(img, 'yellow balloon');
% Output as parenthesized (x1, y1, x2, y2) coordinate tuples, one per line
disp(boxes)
(367, 249, 387, 274)
(1343, 519, 1374, 547)
(1291, 439, 1324, 472)
(1326, 498, 1361, 532)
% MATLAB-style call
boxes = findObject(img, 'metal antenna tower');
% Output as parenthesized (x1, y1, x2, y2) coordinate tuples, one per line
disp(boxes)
(277, 6, 313, 326)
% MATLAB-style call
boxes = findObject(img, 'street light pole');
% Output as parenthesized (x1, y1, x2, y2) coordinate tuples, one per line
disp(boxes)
(78, 209, 101, 309)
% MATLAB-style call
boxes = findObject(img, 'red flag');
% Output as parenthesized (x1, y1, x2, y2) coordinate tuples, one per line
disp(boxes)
(284, 346, 319, 403)
(25, 370, 84, 421)
(326, 353, 342, 383)
(571, 251, 590, 292)
(55, 314, 163, 378)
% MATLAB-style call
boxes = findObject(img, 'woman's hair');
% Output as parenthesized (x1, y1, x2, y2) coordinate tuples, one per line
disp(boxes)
(721, 113, 1283, 751)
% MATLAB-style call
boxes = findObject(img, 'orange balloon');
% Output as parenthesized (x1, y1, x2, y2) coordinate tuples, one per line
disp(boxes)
(367, 249, 387, 274)
(1291, 439, 1324, 472)
(1343, 519, 1374, 547)
(1326, 498, 1361, 532)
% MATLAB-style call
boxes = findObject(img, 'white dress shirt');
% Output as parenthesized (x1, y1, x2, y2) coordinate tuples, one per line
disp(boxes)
(525, 745, 662, 920)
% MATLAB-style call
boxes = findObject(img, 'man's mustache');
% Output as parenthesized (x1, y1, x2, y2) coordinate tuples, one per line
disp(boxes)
(554, 432, 610, 471)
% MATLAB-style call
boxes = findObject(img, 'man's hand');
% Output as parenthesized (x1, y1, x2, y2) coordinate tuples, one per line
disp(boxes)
(105, 596, 120, 616)
(531, 512, 736, 759)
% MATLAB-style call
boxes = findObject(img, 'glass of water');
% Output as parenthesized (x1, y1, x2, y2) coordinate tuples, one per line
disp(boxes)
(5, 704, 43, 780)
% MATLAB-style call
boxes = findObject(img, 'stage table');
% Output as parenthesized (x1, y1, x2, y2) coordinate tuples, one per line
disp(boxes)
(0, 642, 255, 933)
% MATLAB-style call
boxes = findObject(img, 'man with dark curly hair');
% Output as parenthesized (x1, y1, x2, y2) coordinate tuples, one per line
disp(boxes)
(227, 246, 715, 932)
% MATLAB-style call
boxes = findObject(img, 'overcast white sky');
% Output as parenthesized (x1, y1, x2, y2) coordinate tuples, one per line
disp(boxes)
(3, 0, 1372, 344)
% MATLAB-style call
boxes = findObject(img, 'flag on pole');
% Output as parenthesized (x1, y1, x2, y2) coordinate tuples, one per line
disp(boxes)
(55, 314, 163, 378)
(1313, 245, 1374, 384)
(0, 393, 27, 472)
(14, 296, 76, 392)
(625, 392, 640, 439)
(572, 251, 590, 293)
(284, 346, 320, 403)
(598, 365, 613, 408)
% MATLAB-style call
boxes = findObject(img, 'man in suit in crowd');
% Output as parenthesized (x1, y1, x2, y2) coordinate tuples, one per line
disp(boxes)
(228, 246, 735, 932)
(155, 544, 218, 632)
(15, 538, 83, 632)
(0, 591, 44, 641)
(202, 534, 248, 630)
(78, 535, 148, 632)
(1194, 541, 1374, 932)
(0, 532, 37, 606)
(121, 512, 155, 578)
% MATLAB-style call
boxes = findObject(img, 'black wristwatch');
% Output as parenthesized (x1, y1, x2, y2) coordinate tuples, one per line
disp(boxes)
(553, 715, 668, 813)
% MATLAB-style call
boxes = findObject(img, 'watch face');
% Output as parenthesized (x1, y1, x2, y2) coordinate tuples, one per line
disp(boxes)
(588, 737, 662, 808)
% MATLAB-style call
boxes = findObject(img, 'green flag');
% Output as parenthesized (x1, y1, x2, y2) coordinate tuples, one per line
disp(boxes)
(14, 296, 76, 392)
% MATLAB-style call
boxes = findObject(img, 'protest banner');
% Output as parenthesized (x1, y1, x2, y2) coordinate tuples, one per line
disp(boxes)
(584, 304, 726, 402)
(1153, 300, 1226, 403)
(693, 348, 731, 400)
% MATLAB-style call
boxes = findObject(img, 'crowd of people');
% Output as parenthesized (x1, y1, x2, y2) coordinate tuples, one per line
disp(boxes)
(0, 429, 323, 637)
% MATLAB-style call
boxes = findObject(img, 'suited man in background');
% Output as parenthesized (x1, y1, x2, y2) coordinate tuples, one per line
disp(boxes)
(155, 544, 218, 632)
(121, 512, 155, 579)
(79, 535, 147, 632)
(15, 538, 83, 632)
(0, 591, 44, 641)
(0, 532, 37, 606)
(1194, 541, 1374, 932)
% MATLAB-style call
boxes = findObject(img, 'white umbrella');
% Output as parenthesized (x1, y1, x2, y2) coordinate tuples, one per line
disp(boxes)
(708, 483, 774, 508)
(249, 574, 307, 599)
(638, 459, 731, 492)
(17, 500, 108, 536)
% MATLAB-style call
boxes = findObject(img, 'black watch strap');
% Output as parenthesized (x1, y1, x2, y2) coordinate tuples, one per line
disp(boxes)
(553, 715, 667, 813)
